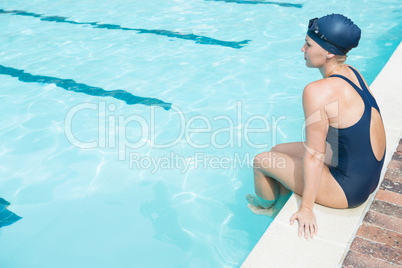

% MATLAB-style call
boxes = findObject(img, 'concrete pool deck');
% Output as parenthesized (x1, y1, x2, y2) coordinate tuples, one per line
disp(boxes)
(242, 41, 402, 268)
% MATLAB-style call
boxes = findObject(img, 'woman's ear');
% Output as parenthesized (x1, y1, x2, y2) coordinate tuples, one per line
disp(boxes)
(326, 52, 335, 59)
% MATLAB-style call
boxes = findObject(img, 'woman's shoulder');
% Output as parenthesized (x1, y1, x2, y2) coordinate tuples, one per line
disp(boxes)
(305, 78, 330, 88)
(303, 78, 340, 107)
(304, 78, 337, 95)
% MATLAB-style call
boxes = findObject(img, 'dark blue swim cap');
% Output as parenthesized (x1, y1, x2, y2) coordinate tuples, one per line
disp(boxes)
(307, 14, 361, 55)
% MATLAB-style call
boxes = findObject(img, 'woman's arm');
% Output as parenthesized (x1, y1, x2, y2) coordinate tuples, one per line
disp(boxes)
(290, 82, 330, 238)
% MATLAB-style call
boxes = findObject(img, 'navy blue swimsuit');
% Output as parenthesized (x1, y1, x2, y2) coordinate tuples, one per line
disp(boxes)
(326, 66, 385, 208)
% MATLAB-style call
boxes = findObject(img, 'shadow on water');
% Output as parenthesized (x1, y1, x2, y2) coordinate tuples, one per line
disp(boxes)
(205, 0, 303, 8)
(0, 9, 250, 49)
(0, 65, 172, 110)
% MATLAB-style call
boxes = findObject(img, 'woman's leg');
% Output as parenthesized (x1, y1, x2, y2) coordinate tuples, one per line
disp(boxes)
(251, 142, 305, 203)
(248, 150, 296, 210)
(247, 142, 347, 213)
(246, 153, 292, 216)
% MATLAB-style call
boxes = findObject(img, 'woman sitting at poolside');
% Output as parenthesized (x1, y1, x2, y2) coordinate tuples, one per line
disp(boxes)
(247, 14, 386, 239)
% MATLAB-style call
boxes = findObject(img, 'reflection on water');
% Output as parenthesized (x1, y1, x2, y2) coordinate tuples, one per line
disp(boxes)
(140, 182, 192, 251)
(141, 180, 252, 266)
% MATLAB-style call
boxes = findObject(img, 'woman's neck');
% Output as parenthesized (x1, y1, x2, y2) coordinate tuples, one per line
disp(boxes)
(319, 59, 345, 78)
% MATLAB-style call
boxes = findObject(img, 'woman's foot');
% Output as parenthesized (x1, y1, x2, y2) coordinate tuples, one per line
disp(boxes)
(246, 194, 277, 216)
(246, 194, 261, 207)
(246, 194, 275, 208)
(246, 192, 292, 217)
(247, 203, 277, 216)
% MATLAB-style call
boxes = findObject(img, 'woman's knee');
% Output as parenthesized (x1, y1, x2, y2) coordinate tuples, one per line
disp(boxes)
(271, 142, 305, 159)
(254, 152, 270, 170)
(253, 151, 281, 170)
(270, 144, 282, 153)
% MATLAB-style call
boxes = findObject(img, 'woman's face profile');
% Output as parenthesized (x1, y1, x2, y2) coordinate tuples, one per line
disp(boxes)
(301, 35, 327, 68)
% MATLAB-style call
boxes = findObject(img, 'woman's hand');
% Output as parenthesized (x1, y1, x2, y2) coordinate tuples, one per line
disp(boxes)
(290, 207, 318, 239)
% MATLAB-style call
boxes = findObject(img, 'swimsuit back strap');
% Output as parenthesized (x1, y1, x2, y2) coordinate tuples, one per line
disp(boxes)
(329, 74, 372, 120)
(347, 66, 381, 113)
(347, 66, 369, 92)
(329, 74, 368, 101)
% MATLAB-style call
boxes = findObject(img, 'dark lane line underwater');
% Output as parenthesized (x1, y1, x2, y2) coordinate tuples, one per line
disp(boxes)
(0, 65, 172, 110)
(0, 198, 21, 228)
(0, 9, 250, 49)
(205, 0, 302, 8)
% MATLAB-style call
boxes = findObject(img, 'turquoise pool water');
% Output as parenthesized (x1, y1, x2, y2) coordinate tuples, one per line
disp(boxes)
(0, 0, 401, 267)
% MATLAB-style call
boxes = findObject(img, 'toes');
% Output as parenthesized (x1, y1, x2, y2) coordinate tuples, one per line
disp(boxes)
(246, 194, 259, 206)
